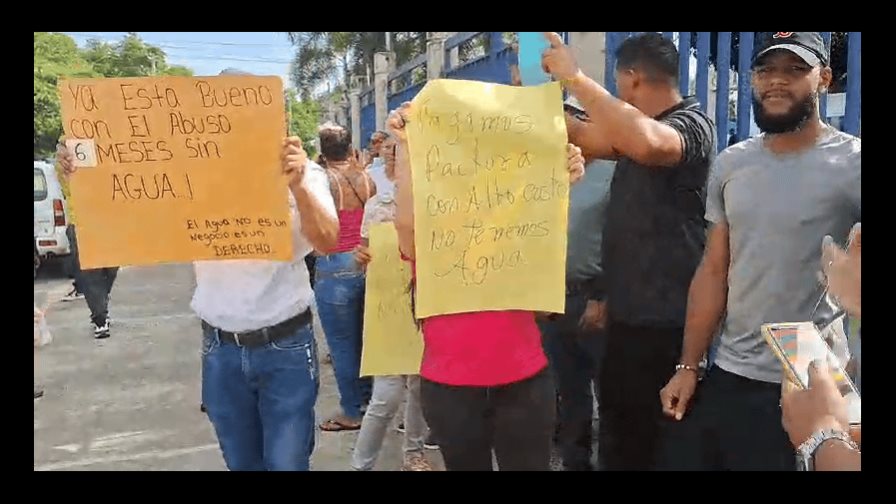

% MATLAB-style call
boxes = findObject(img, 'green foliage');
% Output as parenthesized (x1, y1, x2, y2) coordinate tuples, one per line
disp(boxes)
(286, 89, 321, 157)
(33, 32, 194, 157)
(286, 32, 426, 98)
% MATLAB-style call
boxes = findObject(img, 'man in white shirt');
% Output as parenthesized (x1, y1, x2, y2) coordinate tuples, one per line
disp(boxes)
(58, 77, 339, 469)
(366, 130, 394, 197)
(192, 136, 338, 470)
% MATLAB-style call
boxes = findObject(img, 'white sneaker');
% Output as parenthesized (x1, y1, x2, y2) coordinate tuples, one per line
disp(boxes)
(94, 321, 110, 339)
(62, 288, 84, 302)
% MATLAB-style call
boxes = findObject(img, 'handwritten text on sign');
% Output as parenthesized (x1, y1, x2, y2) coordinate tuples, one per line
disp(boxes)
(360, 224, 424, 377)
(59, 76, 292, 269)
(407, 79, 569, 318)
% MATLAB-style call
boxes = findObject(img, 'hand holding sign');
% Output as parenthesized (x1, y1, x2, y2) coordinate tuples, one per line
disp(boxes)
(56, 141, 77, 177)
(566, 143, 585, 184)
(387, 103, 412, 143)
(281, 136, 308, 190)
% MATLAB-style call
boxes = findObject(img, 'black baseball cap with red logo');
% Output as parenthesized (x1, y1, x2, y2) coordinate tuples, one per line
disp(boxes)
(752, 32, 830, 68)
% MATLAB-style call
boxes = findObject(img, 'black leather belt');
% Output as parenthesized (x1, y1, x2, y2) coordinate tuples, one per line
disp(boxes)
(202, 308, 312, 348)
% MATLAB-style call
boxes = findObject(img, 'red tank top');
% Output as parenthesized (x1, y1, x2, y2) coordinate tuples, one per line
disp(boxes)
(333, 208, 364, 253)
(327, 168, 372, 253)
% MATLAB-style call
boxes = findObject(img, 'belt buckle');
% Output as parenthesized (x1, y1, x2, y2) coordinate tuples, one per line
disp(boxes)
(232, 332, 244, 347)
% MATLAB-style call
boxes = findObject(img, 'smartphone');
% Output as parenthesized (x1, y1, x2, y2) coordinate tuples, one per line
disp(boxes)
(517, 32, 552, 86)
(762, 321, 861, 425)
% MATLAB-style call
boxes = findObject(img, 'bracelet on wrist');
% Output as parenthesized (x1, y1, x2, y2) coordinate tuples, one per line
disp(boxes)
(561, 72, 585, 87)
(675, 363, 700, 375)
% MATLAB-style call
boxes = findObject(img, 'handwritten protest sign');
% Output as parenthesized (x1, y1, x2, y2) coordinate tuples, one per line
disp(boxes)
(59, 76, 292, 269)
(407, 79, 569, 318)
(360, 224, 423, 377)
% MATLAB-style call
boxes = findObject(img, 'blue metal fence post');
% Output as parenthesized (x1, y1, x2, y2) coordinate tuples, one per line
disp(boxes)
(678, 32, 691, 96)
(695, 32, 710, 111)
(820, 32, 832, 121)
(715, 32, 731, 150)
(844, 32, 861, 136)
(489, 31, 505, 57)
(605, 32, 619, 95)
(736, 32, 755, 142)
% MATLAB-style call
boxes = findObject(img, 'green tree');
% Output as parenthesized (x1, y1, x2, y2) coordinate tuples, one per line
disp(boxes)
(285, 32, 426, 99)
(83, 32, 194, 78)
(286, 89, 321, 158)
(34, 32, 194, 158)
(34, 32, 98, 157)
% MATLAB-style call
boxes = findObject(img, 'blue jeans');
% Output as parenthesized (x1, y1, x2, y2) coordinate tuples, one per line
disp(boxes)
(201, 320, 319, 471)
(314, 252, 371, 420)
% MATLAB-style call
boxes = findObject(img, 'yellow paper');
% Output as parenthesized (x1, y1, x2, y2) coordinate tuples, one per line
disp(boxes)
(406, 79, 569, 318)
(360, 223, 424, 377)
(59, 76, 292, 269)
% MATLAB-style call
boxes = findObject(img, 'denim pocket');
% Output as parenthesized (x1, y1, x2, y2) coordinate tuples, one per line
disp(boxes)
(269, 325, 313, 351)
(269, 327, 319, 383)
(201, 331, 219, 356)
(270, 335, 310, 351)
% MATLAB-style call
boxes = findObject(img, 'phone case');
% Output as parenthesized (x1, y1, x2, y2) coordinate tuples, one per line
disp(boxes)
(762, 321, 861, 425)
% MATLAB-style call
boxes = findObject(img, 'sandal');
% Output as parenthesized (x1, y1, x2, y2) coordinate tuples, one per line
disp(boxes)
(319, 417, 362, 432)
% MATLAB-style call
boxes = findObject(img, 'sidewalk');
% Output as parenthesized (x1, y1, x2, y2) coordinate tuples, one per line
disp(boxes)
(34, 263, 442, 471)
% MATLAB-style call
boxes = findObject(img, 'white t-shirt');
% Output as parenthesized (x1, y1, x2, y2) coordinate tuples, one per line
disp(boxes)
(367, 157, 395, 201)
(190, 162, 337, 332)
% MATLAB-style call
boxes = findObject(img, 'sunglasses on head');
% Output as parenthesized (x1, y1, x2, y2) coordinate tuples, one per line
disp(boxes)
(564, 105, 589, 121)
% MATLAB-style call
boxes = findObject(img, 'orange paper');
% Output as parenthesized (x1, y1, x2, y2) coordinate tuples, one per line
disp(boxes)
(59, 75, 292, 268)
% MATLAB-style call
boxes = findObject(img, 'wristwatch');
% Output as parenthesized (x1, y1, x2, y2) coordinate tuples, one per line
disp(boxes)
(796, 428, 859, 471)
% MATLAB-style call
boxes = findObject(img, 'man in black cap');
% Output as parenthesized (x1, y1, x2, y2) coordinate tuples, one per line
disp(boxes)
(658, 32, 861, 470)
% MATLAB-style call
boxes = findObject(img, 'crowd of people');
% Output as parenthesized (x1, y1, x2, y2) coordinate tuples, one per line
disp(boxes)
(40, 31, 860, 471)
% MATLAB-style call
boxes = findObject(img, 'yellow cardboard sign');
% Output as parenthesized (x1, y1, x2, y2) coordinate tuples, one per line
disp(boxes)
(59, 76, 292, 269)
(406, 79, 569, 318)
(360, 223, 424, 376)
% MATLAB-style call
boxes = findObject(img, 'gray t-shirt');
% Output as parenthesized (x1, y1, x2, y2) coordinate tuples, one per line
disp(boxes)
(566, 159, 614, 286)
(708, 127, 861, 383)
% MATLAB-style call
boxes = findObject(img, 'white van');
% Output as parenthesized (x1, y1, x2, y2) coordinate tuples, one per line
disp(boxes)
(33, 160, 71, 262)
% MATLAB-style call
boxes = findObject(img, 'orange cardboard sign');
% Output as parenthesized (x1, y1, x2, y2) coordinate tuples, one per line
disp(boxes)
(59, 75, 292, 268)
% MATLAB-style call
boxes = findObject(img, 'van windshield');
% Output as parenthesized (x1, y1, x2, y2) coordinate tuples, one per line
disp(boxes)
(34, 168, 48, 202)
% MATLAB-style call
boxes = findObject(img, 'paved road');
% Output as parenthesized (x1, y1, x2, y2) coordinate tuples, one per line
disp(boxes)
(34, 262, 444, 471)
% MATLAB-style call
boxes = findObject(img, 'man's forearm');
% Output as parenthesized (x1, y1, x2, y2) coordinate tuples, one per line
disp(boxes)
(394, 142, 416, 259)
(292, 183, 339, 252)
(680, 264, 728, 367)
(567, 72, 623, 123)
(567, 72, 645, 145)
